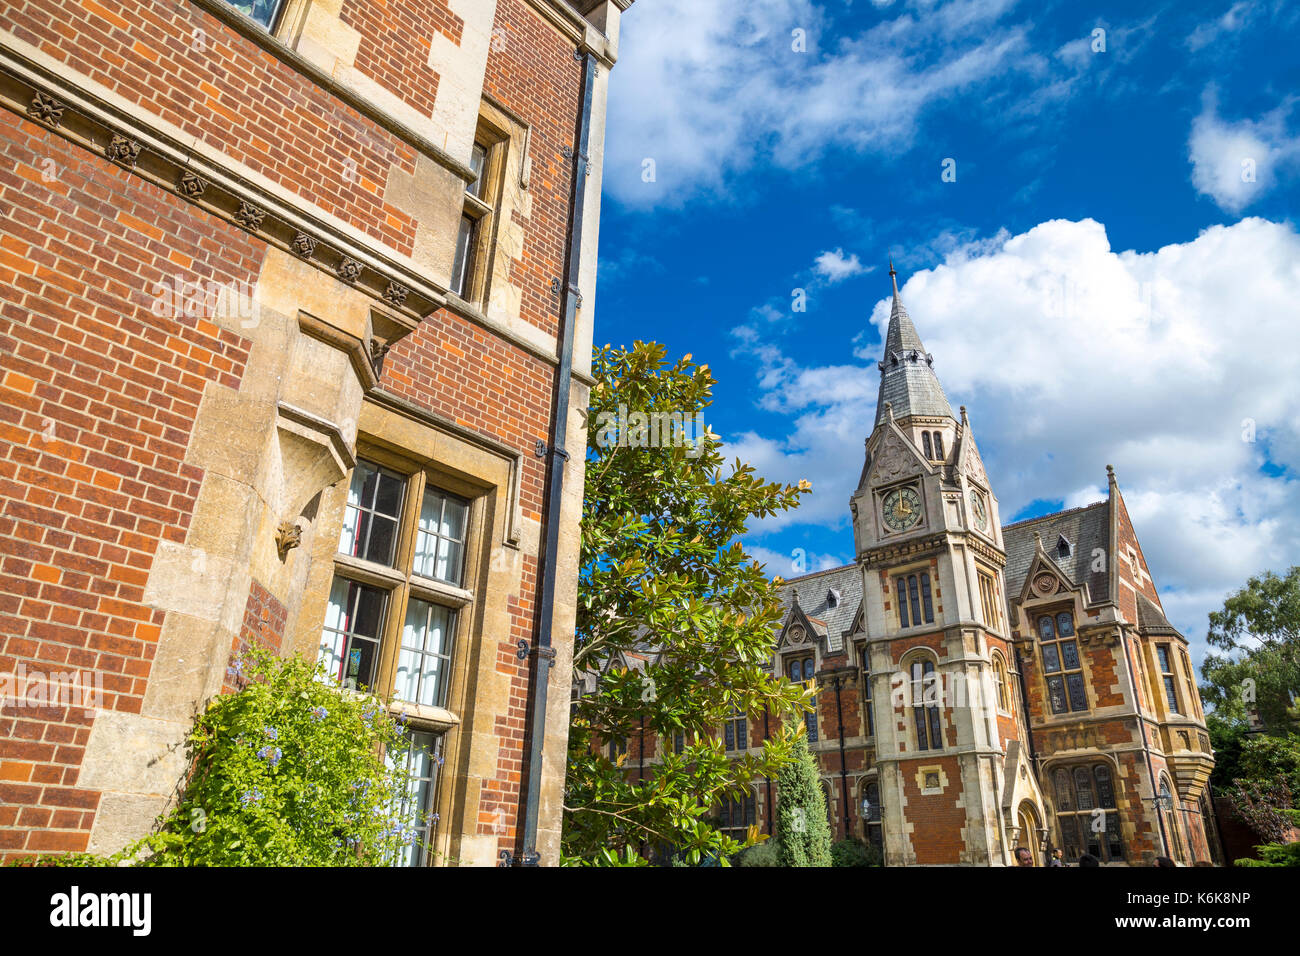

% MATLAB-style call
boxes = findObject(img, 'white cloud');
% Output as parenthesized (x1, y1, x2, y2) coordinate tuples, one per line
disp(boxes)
(813, 248, 868, 283)
(605, 0, 1047, 206)
(1186, 1, 1258, 51)
(727, 217, 1300, 656)
(1188, 89, 1300, 213)
(747, 544, 849, 578)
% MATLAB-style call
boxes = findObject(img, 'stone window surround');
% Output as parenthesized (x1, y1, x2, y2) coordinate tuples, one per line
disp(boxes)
(292, 393, 521, 866)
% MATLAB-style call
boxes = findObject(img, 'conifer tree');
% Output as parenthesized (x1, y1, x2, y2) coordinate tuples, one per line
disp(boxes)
(775, 723, 832, 866)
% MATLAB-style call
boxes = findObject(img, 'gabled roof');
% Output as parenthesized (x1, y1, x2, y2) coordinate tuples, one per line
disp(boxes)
(874, 267, 954, 427)
(772, 563, 863, 653)
(1003, 501, 1110, 605)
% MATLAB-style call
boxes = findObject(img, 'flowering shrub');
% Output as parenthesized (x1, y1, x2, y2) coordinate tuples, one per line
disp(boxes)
(23, 648, 431, 867)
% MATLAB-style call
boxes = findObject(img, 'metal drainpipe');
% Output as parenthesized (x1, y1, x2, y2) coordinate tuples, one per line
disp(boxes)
(510, 49, 597, 867)
(1122, 628, 1171, 860)
(830, 670, 852, 841)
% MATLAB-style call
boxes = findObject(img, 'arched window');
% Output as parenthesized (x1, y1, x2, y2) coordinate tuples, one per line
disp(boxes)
(922, 432, 933, 458)
(1039, 611, 1086, 714)
(993, 654, 1011, 713)
(896, 571, 934, 628)
(932, 431, 945, 459)
(787, 655, 818, 741)
(910, 658, 942, 751)
(862, 780, 882, 848)
(1053, 763, 1124, 862)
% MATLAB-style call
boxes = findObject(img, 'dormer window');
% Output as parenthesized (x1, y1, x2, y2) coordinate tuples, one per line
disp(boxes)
(1056, 535, 1072, 559)
(827, 588, 841, 609)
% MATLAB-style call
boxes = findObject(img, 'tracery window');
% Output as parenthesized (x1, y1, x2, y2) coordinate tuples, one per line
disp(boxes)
(1053, 764, 1124, 862)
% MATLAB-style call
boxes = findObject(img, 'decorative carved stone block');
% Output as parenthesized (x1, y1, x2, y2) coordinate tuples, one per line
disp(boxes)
(177, 171, 207, 198)
(291, 232, 318, 258)
(382, 281, 409, 307)
(336, 257, 362, 284)
(275, 520, 303, 559)
(27, 92, 65, 126)
(105, 134, 142, 167)
(234, 201, 265, 231)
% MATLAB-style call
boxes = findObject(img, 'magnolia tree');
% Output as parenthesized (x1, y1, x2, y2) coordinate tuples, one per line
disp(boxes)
(562, 341, 813, 866)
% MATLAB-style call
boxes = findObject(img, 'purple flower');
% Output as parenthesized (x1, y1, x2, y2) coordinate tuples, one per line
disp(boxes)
(257, 745, 283, 768)
(310, 706, 328, 722)
(262, 725, 279, 741)
(227, 657, 247, 679)
(239, 788, 263, 807)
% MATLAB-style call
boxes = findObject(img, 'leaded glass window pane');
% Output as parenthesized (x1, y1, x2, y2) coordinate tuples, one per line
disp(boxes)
(319, 577, 386, 690)
(395, 598, 455, 708)
(413, 487, 468, 585)
(1054, 768, 1073, 809)
(1094, 765, 1116, 808)
(1066, 673, 1087, 710)
(1047, 675, 1067, 714)
(339, 459, 405, 566)
(1060, 640, 1080, 670)
(897, 578, 909, 627)
(908, 575, 922, 627)
(1074, 768, 1094, 810)
(1042, 644, 1061, 673)
(1038, 615, 1055, 640)
(920, 572, 933, 623)
(1056, 612, 1074, 637)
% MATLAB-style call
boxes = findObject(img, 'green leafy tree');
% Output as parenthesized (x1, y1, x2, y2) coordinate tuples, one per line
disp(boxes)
(563, 341, 813, 866)
(1201, 567, 1300, 733)
(20, 648, 429, 866)
(775, 726, 832, 867)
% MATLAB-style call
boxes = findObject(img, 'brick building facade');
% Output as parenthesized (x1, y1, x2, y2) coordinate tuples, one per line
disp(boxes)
(0, 0, 632, 866)
(618, 267, 1221, 866)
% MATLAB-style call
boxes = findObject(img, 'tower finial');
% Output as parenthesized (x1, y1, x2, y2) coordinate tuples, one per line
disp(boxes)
(889, 257, 899, 297)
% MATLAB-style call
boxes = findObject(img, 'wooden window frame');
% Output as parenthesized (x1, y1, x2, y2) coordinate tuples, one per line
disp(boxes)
(450, 121, 509, 306)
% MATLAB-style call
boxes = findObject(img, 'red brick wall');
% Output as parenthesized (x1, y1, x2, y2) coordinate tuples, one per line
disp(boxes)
(898, 754, 964, 864)
(342, 0, 464, 120)
(0, 108, 257, 856)
(482, 0, 581, 341)
(222, 578, 287, 693)
(1, 0, 421, 253)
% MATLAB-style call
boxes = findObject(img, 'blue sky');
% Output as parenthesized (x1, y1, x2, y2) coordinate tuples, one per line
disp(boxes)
(593, 0, 1300, 670)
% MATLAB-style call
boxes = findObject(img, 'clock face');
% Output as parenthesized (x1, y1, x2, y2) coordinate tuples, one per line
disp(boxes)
(881, 486, 922, 532)
(969, 490, 988, 532)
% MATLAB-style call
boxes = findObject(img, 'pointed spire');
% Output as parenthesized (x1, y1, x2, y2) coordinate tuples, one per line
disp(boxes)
(874, 262, 954, 427)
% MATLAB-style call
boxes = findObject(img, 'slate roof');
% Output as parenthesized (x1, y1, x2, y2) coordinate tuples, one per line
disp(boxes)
(874, 277, 953, 427)
(1136, 593, 1179, 636)
(1003, 500, 1111, 605)
(772, 563, 863, 653)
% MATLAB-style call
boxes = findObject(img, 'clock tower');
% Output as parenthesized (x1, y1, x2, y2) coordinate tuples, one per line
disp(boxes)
(849, 264, 1045, 865)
